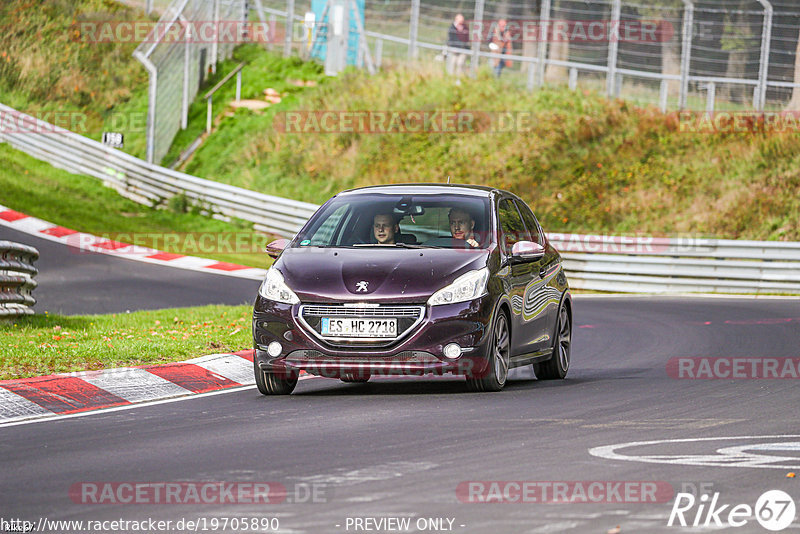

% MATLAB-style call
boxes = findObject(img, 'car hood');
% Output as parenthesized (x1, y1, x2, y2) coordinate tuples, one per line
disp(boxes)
(276, 247, 490, 303)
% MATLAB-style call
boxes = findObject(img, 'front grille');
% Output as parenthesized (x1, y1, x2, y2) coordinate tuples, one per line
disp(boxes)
(302, 305, 422, 318)
(298, 304, 425, 346)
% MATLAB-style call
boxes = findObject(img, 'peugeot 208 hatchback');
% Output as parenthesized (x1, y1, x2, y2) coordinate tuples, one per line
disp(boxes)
(252, 184, 572, 394)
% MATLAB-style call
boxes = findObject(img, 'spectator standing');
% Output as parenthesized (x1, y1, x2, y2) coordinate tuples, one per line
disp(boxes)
(488, 19, 512, 78)
(446, 14, 470, 77)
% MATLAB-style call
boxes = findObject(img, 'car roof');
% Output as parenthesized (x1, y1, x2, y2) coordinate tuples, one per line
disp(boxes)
(337, 183, 500, 197)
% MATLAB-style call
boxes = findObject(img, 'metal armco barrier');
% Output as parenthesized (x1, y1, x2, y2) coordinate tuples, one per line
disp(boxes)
(549, 233, 800, 294)
(0, 103, 318, 238)
(0, 241, 39, 316)
(2, 103, 800, 295)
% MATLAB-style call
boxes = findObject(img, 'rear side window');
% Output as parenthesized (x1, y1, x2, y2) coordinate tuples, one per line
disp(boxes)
(515, 200, 543, 245)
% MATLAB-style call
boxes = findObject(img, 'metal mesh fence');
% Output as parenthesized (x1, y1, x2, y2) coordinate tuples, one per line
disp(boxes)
(130, 0, 800, 165)
(256, 0, 800, 113)
(134, 0, 246, 164)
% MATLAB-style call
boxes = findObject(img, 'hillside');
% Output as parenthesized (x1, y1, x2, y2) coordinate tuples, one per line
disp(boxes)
(0, 1, 798, 241)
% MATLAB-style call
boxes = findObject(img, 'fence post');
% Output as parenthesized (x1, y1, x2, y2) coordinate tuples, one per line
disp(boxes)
(706, 82, 715, 112)
(568, 67, 578, 90)
(146, 0, 153, 15)
(284, 0, 295, 57)
(659, 79, 669, 112)
(269, 13, 277, 50)
(376, 37, 383, 69)
(527, 58, 536, 91)
(182, 15, 191, 129)
(679, 0, 694, 109)
(133, 51, 158, 165)
(211, 0, 220, 74)
(754, 0, 773, 111)
(536, 0, 551, 87)
(606, 0, 621, 97)
(470, 0, 485, 77)
(409, 0, 420, 59)
(207, 96, 213, 133)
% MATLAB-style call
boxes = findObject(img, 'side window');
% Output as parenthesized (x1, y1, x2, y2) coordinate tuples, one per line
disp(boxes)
(498, 199, 525, 254)
(515, 200, 542, 245)
(309, 204, 350, 245)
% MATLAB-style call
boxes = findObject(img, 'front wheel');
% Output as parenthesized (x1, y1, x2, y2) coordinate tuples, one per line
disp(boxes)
(466, 311, 510, 392)
(254, 358, 297, 395)
(533, 300, 570, 380)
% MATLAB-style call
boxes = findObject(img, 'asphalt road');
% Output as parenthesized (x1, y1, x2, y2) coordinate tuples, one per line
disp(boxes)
(0, 225, 260, 314)
(2, 296, 799, 533)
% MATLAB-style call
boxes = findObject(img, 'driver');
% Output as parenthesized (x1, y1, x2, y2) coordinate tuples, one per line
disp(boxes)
(373, 213, 399, 244)
(449, 208, 479, 248)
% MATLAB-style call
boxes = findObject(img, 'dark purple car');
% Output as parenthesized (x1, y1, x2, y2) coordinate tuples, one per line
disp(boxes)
(252, 184, 572, 394)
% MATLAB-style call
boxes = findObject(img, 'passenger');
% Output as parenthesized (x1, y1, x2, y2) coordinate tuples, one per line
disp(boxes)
(373, 213, 398, 244)
(449, 208, 479, 248)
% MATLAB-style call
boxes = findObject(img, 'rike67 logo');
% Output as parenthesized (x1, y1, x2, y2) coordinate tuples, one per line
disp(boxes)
(668, 490, 796, 531)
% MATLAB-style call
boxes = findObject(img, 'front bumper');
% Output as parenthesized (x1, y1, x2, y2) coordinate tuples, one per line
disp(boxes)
(252, 296, 495, 378)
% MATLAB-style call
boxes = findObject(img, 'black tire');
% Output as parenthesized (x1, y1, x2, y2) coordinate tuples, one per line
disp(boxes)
(340, 373, 371, 383)
(533, 300, 570, 380)
(254, 358, 297, 395)
(466, 311, 510, 392)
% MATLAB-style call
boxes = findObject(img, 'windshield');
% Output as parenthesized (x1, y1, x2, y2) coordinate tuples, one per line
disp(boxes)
(294, 193, 493, 249)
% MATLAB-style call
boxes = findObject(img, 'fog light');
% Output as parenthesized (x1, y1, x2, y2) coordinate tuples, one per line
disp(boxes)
(443, 343, 462, 360)
(267, 341, 283, 357)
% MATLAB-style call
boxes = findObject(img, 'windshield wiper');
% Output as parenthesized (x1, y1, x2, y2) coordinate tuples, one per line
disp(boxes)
(352, 243, 440, 249)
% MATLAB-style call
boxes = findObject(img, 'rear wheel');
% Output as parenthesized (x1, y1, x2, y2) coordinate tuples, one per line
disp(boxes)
(254, 358, 297, 395)
(533, 301, 570, 380)
(466, 311, 510, 392)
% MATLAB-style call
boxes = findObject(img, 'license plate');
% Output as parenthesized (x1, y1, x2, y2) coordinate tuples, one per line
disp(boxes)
(320, 317, 397, 338)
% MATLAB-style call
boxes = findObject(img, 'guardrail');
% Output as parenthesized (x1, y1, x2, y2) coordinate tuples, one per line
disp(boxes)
(549, 233, 800, 294)
(0, 241, 39, 316)
(2, 103, 800, 295)
(0, 103, 318, 238)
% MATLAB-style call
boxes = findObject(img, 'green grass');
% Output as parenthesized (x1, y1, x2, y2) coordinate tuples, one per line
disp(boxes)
(0, 144, 274, 268)
(0, 0, 152, 155)
(0, 305, 252, 380)
(162, 45, 327, 167)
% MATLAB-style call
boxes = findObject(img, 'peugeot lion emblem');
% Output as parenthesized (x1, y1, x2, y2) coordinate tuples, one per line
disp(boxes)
(355, 281, 369, 292)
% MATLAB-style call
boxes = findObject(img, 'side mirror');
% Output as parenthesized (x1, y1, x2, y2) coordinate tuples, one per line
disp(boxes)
(511, 240, 545, 261)
(265, 238, 290, 259)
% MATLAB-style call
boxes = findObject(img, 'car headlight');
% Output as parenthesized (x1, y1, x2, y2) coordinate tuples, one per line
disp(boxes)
(428, 268, 489, 306)
(258, 268, 300, 304)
